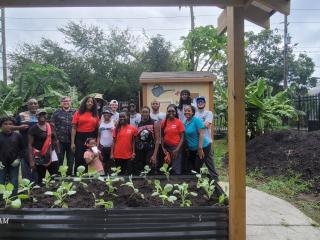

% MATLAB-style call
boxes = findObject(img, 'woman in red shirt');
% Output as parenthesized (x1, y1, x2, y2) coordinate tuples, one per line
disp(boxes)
(161, 104, 185, 174)
(110, 112, 137, 175)
(71, 96, 99, 175)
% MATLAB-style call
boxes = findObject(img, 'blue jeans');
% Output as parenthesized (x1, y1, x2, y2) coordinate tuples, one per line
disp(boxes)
(58, 142, 74, 176)
(0, 164, 20, 195)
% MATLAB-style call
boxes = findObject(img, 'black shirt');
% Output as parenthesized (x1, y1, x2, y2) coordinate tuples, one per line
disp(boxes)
(51, 108, 75, 143)
(0, 132, 24, 167)
(28, 124, 57, 150)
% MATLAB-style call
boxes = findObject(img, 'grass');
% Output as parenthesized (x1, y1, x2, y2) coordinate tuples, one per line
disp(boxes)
(214, 137, 320, 224)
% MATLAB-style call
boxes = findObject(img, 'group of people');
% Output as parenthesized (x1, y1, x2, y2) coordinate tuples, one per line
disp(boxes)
(0, 90, 219, 194)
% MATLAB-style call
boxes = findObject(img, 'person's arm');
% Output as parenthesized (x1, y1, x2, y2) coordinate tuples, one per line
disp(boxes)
(71, 124, 77, 153)
(97, 129, 101, 148)
(198, 128, 205, 159)
(131, 135, 136, 161)
(28, 133, 36, 171)
(172, 133, 184, 159)
(150, 122, 160, 166)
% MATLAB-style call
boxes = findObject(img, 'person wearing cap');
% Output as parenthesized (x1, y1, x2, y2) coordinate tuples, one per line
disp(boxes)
(51, 96, 75, 176)
(97, 107, 115, 174)
(14, 98, 39, 181)
(150, 99, 166, 122)
(0, 117, 24, 195)
(28, 109, 60, 184)
(109, 99, 120, 123)
(195, 96, 214, 143)
(93, 93, 106, 118)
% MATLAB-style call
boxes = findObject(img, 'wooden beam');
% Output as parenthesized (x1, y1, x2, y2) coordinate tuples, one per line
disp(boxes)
(217, 9, 227, 35)
(0, 0, 249, 8)
(256, 0, 290, 15)
(226, 6, 246, 240)
(244, 3, 270, 29)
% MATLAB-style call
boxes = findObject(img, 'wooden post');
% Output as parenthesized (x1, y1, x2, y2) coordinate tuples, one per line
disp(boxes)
(226, 6, 246, 240)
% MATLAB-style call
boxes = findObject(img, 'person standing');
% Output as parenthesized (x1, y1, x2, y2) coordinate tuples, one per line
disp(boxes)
(195, 96, 213, 144)
(109, 99, 120, 123)
(15, 98, 39, 181)
(183, 105, 218, 180)
(150, 100, 166, 122)
(161, 104, 185, 175)
(128, 101, 141, 127)
(97, 107, 115, 174)
(135, 106, 160, 174)
(110, 112, 137, 175)
(51, 96, 75, 176)
(177, 90, 193, 122)
(0, 117, 24, 195)
(28, 110, 60, 185)
(71, 96, 100, 175)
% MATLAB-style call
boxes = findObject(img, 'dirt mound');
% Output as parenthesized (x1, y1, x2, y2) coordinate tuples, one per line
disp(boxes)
(246, 130, 320, 191)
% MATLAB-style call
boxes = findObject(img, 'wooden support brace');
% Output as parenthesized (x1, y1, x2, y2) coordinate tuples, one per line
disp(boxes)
(226, 6, 246, 240)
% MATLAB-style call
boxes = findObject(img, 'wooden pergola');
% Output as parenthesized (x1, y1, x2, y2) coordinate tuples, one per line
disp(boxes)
(0, 1, 290, 239)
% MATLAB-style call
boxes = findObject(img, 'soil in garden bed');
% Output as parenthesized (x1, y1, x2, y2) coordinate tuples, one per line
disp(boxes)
(244, 130, 320, 192)
(1, 178, 223, 208)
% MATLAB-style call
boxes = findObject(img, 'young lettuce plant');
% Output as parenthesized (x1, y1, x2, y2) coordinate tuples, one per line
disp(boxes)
(121, 175, 144, 199)
(58, 165, 69, 181)
(140, 165, 151, 180)
(197, 177, 215, 200)
(74, 165, 88, 188)
(102, 175, 123, 196)
(42, 174, 56, 189)
(0, 183, 21, 208)
(45, 182, 76, 208)
(92, 193, 114, 209)
(173, 183, 197, 207)
(110, 166, 122, 177)
(18, 178, 39, 202)
(160, 163, 171, 181)
(151, 179, 177, 205)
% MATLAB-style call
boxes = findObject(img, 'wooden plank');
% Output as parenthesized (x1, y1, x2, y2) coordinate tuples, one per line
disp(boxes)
(255, 0, 290, 15)
(0, 0, 248, 8)
(217, 9, 227, 35)
(226, 6, 246, 240)
(140, 78, 215, 84)
(209, 82, 214, 141)
(244, 3, 270, 29)
(142, 84, 147, 108)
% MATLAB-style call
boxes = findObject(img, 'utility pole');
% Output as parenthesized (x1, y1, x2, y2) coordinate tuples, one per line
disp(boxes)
(189, 6, 195, 71)
(283, 14, 288, 89)
(1, 8, 7, 85)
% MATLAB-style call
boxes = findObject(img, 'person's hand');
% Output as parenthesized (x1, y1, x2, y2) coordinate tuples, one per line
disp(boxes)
(172, 149, 178, 159)
(71, 143, 76, 153)
(205, 122, 210, 128)
(29, 161, 36, 171)
(131, 152, 136, 161)
(198, 147, 205, 159)
(150, 154, 157, 166)
(43, 160, 52, 168)
(19, 124, 29, 130)
(110, 154, 114, 161)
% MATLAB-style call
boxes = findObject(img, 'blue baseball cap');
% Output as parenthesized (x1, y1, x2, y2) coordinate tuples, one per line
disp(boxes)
(196, 96, 206, 103)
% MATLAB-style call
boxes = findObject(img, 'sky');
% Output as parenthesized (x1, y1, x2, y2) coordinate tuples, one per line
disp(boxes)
(1, 0, 320, 82)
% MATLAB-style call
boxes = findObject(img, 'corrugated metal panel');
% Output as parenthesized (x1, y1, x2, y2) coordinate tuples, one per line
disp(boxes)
(0, 206, 228, 240)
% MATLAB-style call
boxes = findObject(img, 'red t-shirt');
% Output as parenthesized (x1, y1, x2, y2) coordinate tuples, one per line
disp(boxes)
(72, 111, 100, 133)
(161, 118, 185, 146)
(113, 125, 138, 160)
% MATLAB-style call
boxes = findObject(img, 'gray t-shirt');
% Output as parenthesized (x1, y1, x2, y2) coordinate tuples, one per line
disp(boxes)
(130, 113, 141, 127)
(195, 110, 213, 143)
(111, 112, 119, 123)
(150, 112, 166, 122)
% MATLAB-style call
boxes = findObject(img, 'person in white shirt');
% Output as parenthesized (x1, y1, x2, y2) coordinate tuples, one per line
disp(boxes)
(109, 99, 119, 123)
(129, 101, 141, 127)
(150, 99, 166, 122)
(195, 96, 213, 143)
(97, 107, 115, 174)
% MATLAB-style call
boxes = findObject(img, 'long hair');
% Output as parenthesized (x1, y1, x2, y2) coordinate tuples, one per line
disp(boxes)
(162, 104, 179, 130)
(178, 89, 192, 110)
(79, 96, 98, 117)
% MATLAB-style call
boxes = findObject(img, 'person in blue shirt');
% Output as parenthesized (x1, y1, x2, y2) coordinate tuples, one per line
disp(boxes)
(183, 105, 218, 180)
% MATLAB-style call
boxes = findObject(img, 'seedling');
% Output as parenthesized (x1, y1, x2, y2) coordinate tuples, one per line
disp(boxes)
(42, 174, 56, 189)
(121, 175, 144, 199)
(18, 178, 39, 202)
(151, 179, 177, 205)
(197, 177, 215, 200)
(110, 166, 121, 177)
(140, 165, 151, 180)
(160, 163, 171, 181)
(74, 165, 88, 188)
(174, 183, 197, 207)
(102, 175, 123, 196)
(45, 182, 76, 208)
(92, 193, 114, 209)
(58, 165, 69, 181)
(0, 183, 21, 208)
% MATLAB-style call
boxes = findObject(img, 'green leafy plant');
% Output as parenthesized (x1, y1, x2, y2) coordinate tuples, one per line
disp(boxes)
(140, 165, 151, 180)
(18, 178, 39, 201)
(102, 175, 123, 196)
(160, 163, 171, 181)
(0, 183, 21, 208)
(58, 165, 69, 181)
(92, 193, 114, 209)
(174, 183, 197, 207)
(110, 166, 122, 177)
(74, 165, 88, 187)
(45, 182, 76, 208)
(151, 179, 177, 205)
(121, 175, 144, 199)
(42, 174, 56, 189)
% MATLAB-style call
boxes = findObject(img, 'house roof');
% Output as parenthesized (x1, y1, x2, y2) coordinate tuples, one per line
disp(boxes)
(139, 71, 216, 84)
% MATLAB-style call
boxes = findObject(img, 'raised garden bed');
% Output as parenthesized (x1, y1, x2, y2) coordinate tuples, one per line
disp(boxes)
(0, 172, 228, 240)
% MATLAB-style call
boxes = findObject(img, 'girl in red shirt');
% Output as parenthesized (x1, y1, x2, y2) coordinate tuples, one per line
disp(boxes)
(71, 96, 100, 175)
(110, 112, 137, 175)
(161, 104, 185, 174)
